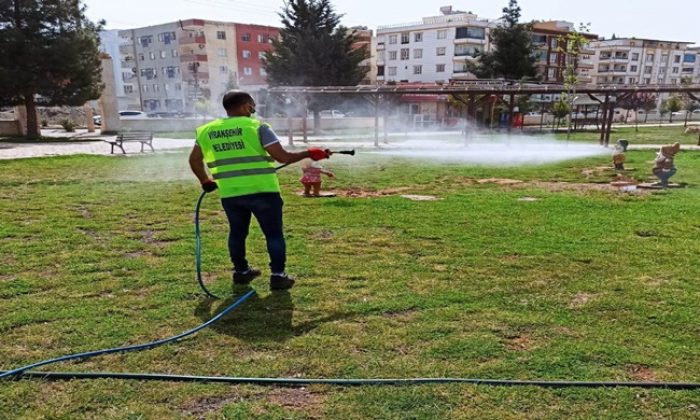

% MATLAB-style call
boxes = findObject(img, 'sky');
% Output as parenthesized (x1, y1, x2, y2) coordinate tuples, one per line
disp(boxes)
(85, 0, 699, 45)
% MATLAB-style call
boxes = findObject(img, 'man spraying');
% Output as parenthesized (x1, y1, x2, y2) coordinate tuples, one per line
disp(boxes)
(189, 91, 330, 290)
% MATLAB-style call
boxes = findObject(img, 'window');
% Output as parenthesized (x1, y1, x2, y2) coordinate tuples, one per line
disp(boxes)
(644, 78, 651, 84)
(242, 33, 251, 41)
(684, 54, 696, 63)
(400, 48, 409, 60)
(259, 51, 266, 60)
(413, 49, 422, 59)
(455, 26, 485, 40)
(378, 51, 385, 61)
(659, 67, 666, 74)
(218, 48, 227, 57)
(377, 65, 385, 76)
(139, 35, 153, 47)
(644, 66, 652, 74)
(389, 35, 397, 44)
(531, 34, 547, 44)
(149, 52, 155, 60)
(672, 67, 679, 73)
(244, 67, 252, 75)
(157, 32, 176, 44)
(138, 53, 145, 61)
(153, 84, 159, 92)
(674, 55, 681, 63)
(630, 65, 638, 72)
(165, 66, 177, 78)
(242, 50, 251, 58)
(160, 51, 166, 59)
(171, 49, 179, 57)
(388, 66, 397, 76)
(436, 47, 446, 56)
(661, 55, 669, 63)
(260, 67, 267, 76)
(389, 51, 397, 60)
(646, 54, 654, 62)
(142, 85, 149, 93)
(414, 32, 422, 42)
(258, 34, 267, 43)
(175, 83, 182, 91)
(413, 65, 422, 75)
(436, 64, 445, 73)
(220, 65, 228, 74)
(455, 44, 480, 57)
(631, 53, 640, 61)
(437, 30, 447, 39)
(628, 78, 636, 84)
(401, 32, 409, 44)
(671, 79, 678, 84)
(124, 85, 134, 94)
(217, 31, 226, 40)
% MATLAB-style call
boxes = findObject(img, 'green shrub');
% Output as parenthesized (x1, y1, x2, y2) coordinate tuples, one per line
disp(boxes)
(61, 119, 75, 132)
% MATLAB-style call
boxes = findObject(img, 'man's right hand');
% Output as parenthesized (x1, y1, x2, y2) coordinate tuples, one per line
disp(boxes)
(202, 180, 218, 193)
(308, 148, 331, 161)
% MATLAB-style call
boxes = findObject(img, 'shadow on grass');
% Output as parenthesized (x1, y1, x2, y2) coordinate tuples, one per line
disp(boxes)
(195, 287, 354, 342)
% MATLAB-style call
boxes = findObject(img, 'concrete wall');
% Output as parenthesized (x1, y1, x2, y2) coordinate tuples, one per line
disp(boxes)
(0, 120, 21, 136)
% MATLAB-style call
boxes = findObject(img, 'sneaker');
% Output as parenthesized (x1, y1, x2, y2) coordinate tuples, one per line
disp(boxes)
(233, 267, 261, 285)
(270, 273, 295, 290)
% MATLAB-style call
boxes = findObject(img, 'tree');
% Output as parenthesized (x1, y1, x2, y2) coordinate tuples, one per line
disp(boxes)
(638, 93, 657, 124)
(467, 0, 537, 81)
(558, 23, 591, 138)
(264, 0, 369, 129)
(618, 92, 657, 131)
(0, 0, 104, 139)
(665, 96, 683, 123)
(551, 97, 571, 130)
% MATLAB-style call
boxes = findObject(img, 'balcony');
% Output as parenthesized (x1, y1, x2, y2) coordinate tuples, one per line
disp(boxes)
(179, 35, 206, 45)
(183, 72, 210, 83)
(180, 54, 208, 62)
(376, 42, 385, 50)
(119, 44, 133, 55)
(454, 37, 486, 45)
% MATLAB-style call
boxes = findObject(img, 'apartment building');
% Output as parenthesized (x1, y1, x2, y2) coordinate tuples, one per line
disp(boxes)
(99, 30, 137, 110)
(376, 6, 494, 85)
(233, 24, 279, 90)
(531, 21, 597, 84)
(118, 20, 279, 113)
(589, 38, 698, 86)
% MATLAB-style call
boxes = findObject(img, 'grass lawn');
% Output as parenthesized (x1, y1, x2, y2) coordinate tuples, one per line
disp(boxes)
(2, 147, 700, 418)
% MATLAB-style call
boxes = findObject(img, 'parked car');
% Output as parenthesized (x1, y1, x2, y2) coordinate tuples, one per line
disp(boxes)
(118, 110, 148, 119)
(319, 109, 346, 118)
(93, 115, 102, 125)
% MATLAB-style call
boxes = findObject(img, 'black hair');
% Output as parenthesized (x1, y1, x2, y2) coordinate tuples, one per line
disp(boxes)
(222, 91, 254, 111)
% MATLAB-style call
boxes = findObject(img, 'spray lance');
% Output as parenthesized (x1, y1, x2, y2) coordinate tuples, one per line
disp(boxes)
(196, 149, 356, 299)
(275, 149, 355, 171)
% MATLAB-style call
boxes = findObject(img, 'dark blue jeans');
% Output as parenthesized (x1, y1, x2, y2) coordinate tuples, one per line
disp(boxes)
(221, 192, 286, 274)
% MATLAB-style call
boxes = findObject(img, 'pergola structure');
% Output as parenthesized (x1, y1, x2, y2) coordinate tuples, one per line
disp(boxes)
(268, 83, 700, 147)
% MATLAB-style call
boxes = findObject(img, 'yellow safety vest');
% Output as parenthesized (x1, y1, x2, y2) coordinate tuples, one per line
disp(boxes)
(196, 117, 280, 198)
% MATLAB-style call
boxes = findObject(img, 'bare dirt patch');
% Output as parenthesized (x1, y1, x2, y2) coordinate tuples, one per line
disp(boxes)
(267, 387, 326, 414)
(627, 364, 657, 381)
(335, 186, 413, 198)
(505, 335, 534, 351)
(181, 391, 243, 419)
(569, 293, 594, 308)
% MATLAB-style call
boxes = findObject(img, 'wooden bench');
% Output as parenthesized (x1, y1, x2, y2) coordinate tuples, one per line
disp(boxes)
(106, 131, 155, 154)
